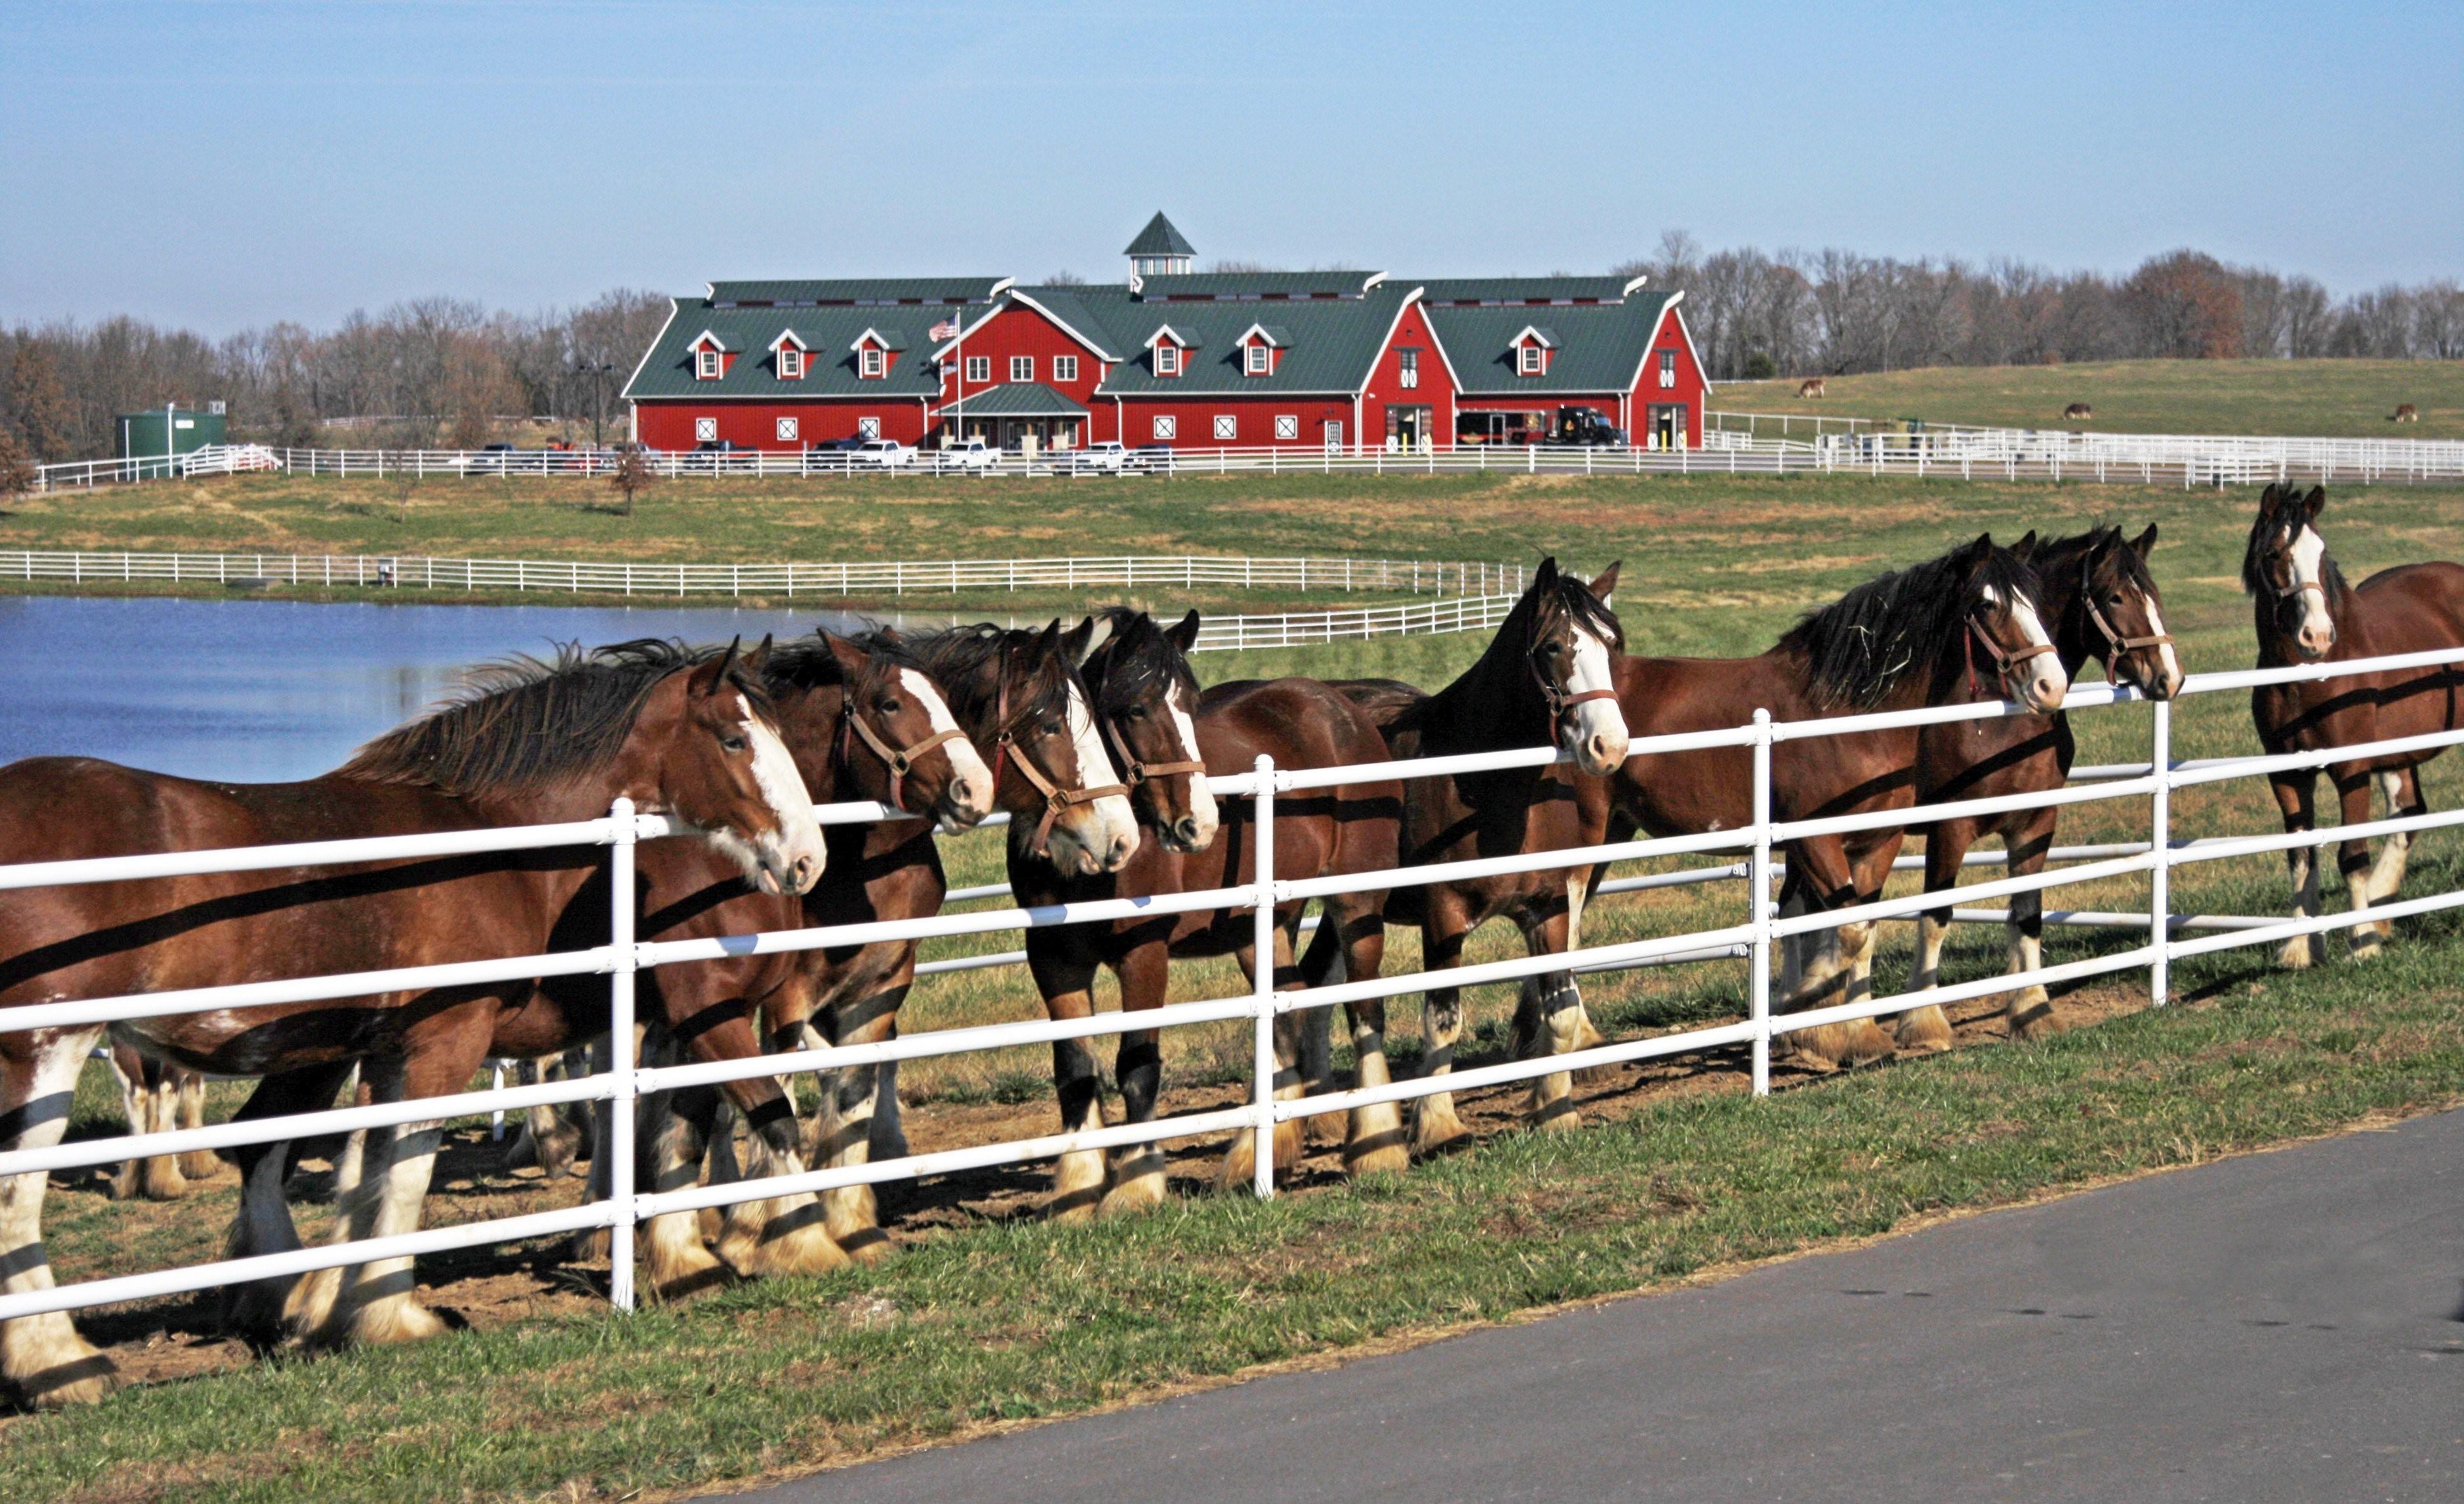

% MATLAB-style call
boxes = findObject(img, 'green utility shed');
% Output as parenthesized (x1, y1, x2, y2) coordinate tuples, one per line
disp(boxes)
(117, 404, 228, 473)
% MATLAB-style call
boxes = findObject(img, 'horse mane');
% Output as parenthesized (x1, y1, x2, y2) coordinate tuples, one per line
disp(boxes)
(1780, 541, 2040, 708)
(895, 621, 1075, 728)
(1082, 607, 1199, 713)
(764, 626, 927, 691)
(2034, 525, 2157, 605)
(2241, 503, 2349, 605)
(339, 638, 762, 795)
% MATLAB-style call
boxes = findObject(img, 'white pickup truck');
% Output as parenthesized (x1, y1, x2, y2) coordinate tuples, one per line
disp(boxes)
(1068, 441, 1133, 474)
(849, 438, 916, 469)
(930, 439, 997, 473)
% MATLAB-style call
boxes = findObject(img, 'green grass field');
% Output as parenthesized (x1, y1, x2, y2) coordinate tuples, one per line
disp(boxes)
(9, 460, 2464, 1498)
(1710, 359, 2464, 439)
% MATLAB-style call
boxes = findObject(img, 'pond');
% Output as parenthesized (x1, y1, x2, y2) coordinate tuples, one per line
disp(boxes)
(0, 594, 926, 782)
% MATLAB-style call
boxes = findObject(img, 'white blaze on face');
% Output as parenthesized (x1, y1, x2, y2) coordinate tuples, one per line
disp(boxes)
(2142, 595, 2184, 695)
(1984, 584, 2068, 712)
(1562, 623, 1629, 774)
(1169, 682, 1220, 847)
(2290, 525, 2335, 657)
(740, 709, 826, 894)
(899, 667, 992, 823)
(1051, 679, 1139, 875)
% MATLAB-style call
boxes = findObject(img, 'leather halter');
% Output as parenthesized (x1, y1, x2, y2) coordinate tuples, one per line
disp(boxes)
(1963, 603, 2060, 700)
(1103, 711, 1206, 790)
(1529, 643, 1620, 734)
(838, 685, 963, 817)
(2077, 554, 2174, 677)
(985, 662, 1129, 855)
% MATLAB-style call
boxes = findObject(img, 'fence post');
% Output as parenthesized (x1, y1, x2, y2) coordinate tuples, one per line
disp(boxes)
(1250, 752, 1278, 1199)
(605, 797, 640, 1309)
(1749, 709, 1774, 1096)
(2148, 698, 2172, 1006)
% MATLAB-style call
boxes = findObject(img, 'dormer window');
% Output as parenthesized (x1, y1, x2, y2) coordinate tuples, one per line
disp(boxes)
(1233, 323, 1287, 378)
(689, 331, 730, 380)
(698, 348, 722, 379)
(850, 327, 906, 381)
(769, 330, 810, 380)
(1510, 326, 1557, 377)
(1155, 342, 1181, 376)
(1245, 344, 1269, 376)
(1145, 325, 1195, 377)
(1518, 345, 1543, 376)
(861, 347, 884, 378)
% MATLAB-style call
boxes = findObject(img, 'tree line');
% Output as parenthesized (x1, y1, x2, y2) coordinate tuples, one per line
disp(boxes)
(0, 291, 669, 463)
(1617, 237, 2462, 383)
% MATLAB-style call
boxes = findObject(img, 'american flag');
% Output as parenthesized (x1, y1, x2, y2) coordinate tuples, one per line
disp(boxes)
(929, 318, 959, 342)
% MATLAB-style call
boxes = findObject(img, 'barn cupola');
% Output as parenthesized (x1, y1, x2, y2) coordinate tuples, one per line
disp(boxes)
(768, 329, 810, 380)
(1235, 323, 1290, 376)
(850, 326, 907, 380)
(687, 330, 731, 380)
(1126, 212, 1196, 280)
(1145, 325, 1196, 376)
(1510, 325, 1558, 376)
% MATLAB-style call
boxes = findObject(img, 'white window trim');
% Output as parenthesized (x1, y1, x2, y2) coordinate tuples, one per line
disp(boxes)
(1274, 415, 1299, 440)
(1155, 344, 1181, 376)
(776, 416, 799, 442)
(694, 416, 718, 442)
(1054, 355, 1079, 383)
(1153, 415, 1177, 440)
(1010, 355, 1034, 383)
(1518, 344, 1544, 376)
(696, 349, 722, 380)
(1659, 349, 1678, 389)
(779, 349, 804, 379)
(1245, 344, 1270, 376)
(1212, 414, 1237, 440)
(857, 416, 882, 440)
(861, 347, 885, 378)
(1399, 348, 1419, 390)
(964, 355, 991, 383)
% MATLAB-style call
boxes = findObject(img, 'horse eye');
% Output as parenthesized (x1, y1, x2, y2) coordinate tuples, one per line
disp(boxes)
(1122, 705, 1147, 720)
(1041, 717, 1065, 736)
(720, 733, 748, 752)
(878, 697, 901, 715)
(2108, 594, 2126, 608)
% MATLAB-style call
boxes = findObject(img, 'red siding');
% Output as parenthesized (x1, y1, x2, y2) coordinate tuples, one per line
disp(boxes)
(937, 302, 1110, 439)
(634, 399, 930, 452)
(1633, 305, 1706, 447)
(1361, 300, 1453, 451)
(1113, 395, 1356, 449)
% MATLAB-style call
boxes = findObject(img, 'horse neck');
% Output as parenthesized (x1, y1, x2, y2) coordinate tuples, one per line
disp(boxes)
(1428, 614, 1549, 750)
(2031, 546, 2098, 678)
(772, 681, 852, 806)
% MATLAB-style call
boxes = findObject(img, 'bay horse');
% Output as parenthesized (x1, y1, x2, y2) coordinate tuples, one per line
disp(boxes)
(105, 1044, 217, 1201)
(1010, 608, 1404, 1215)
(661, 617, 1141, 1275)
(0, 638, 826, 1407)
(1337, 557, 1633, 1154)
(1897, 525, 2181, 1050)
(2245, 484, 2464, 965)
(1594, 535, 2069, 1070)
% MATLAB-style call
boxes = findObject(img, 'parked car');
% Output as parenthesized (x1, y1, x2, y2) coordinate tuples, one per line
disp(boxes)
(930, 439, 998, 473)
(1130, 443, 1177, 474)
(1068, 441, 1133, 475)
(848, 438, 916, 470)
(1548, 406, 1627, 447)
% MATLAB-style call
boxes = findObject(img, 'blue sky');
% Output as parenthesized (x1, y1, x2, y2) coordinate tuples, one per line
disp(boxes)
(4, 1, 2456, 333)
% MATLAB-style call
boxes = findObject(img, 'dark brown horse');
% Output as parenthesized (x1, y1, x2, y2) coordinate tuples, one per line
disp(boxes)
(1011, 608, 1404, 1214)
(1896, 525, 2181, 1049)
(1595, 536, 2069, 1070)
(105, 1044, 217, 1201)
(2245, 484, 2464, 965)
(0, 640, 825, 1407)
(1338, 558, 1633, 1152)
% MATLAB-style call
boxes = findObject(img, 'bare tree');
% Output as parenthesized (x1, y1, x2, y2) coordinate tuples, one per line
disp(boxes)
(0, 427, 36, 506)
(609, 443, 653, 517)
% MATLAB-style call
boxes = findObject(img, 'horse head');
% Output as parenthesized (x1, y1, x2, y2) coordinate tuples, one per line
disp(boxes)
(2077, 525, 2183, 699)
(1956, 534, 2070, 714)
(2245, 483, 2337, 660)
(920, 620, 1139, 876)
(1523, 556, 1631, 775)
(653, 636, 828, 895)
(812, 628, 994, 829)
(1080, 608, 1218, 854)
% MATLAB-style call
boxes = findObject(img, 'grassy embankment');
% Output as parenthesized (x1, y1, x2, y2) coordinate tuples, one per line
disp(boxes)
(9, 465, 2464, 1498)
(1709, 357, 2464, 439)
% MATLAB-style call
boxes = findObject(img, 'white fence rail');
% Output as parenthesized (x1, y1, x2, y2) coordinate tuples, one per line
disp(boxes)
(1706, 411, 2464, 484)
(5, 645, 2462, 1330)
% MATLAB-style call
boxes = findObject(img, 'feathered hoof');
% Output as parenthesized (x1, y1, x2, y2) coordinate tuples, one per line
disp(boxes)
(1048, 1149, 1110, 1222)
(822, 1185, 880, 1250)
(1525, 1086, 1582, 1133)
(220, 1276, 300, 1340)
(2346, 931, 2384, 962)
(1410, 1100, 1472, 1159)
(347, 1295, 448, 1348)
(835, 1227, 897, 1266)
(2278, 934, 2318, 970)
(645, 1238, 736, 1304)
(1895, 1004, 1955, 1057)
(568, 1226, 613, 1264)
(5, 1320, 122, 1410)
(138, 1160, 189, 1202)
(2010, 994, 2067, 1042)
(178, 1150, 225, 1183)
(1097, 1158, 1171, 1218)
(1343, 1103, 1409, 1179)
(1214, 1121, 1304, 1193)
(716, 1209, 850, 1280)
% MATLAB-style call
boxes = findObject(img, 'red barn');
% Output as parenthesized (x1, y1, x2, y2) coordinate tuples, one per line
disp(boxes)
(624, 216, 1709, 456)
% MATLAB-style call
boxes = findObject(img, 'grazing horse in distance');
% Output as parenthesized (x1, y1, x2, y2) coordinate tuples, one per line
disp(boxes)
(2063, 402, 2094, 421)
(1593, 536, 2069, 1070)
(2245, 484, 2464, 965)
(1012, 608, 1403, 1213)
(0, 638, 825, 1407)
(1896, 526, 2181, 1050)
(1339, 558, 1632, 1152)
(1799, 378, 1827, 399)
(2391, 404, 2419, 423)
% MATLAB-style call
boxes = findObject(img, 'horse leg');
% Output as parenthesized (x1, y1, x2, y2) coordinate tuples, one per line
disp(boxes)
(1778, 838, 1893, 1069)
(219, 1063, 352, 1338)
(814, 974, 911, 1261)
(639, 1074, 732, 1302)
(1030, 948, 1111, 1221)
(2334, 770, 2382, 960)
(1, 1029, 120, 1407)
(1902, 825, 1965, 1055)
(175, 1067, 220, 1183)
(1219, 922, 1308, 1192)
(288, 1050, 462, 1350)
(1515, 906, 1587, 1132)
(1410, 899, 1474, 1157)
(1312, 901, 1406, 1178)
(1838, 834, 1900, 1053)
(711, 1082, 849, 1280)
(2364, 767, 2424, 940)
(105, 1048, 146, 1202)
(1100, 941, 1172, 1217)
(2001, 809, 2062, 1039)
(508, 1051, 586, 1178)
(2273, 774, 2323, 968)
(869, 1059, 909, 1162)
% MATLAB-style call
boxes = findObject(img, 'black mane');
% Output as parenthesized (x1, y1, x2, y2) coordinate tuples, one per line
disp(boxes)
(1082, 607, 1200, 713)
(893, 621, 1076, 730)
(1780, 541, 2042, 708)
(2242, 501, 2349, 605)
(340, 638, 764, 795)
(765, 626, 927, 692)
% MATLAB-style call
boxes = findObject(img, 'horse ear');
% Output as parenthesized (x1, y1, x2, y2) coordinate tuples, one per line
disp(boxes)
(1069, 613, 1113, 668)
(2012, 530, 2039, 560)
(742, 633, 773, 676)
(2257, 482, 2281, 513)
(2129, 523, 2159, 559)
(2302, 485, 2328, 521)
(1965, 533, 1996, 569)
(1590, 560, 1622, 603)
(691, 635, 743, 699)
(1167, 608, 1202, 653)
(1532, 556, 1560, 587)
(818, 629, 870, 680)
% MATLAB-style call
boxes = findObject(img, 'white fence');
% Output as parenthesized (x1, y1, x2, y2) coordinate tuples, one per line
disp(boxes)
(33, 425, 2464, 497)
(5, 645, 2463, 1331)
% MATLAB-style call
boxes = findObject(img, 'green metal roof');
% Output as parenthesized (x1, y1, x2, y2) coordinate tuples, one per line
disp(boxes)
(1123, 213, 1196, 257)
(1003, 286, 1126, 361)
(707, 278, 1007, 307)
(1426, 292, 1680, 394)
(935, 383, 1088, 418)
(1133, 271, 1383, 300)
(623, 299, 945, 401)
(1417, 276, 1643, 305)
(1053, 284, 1414, 395)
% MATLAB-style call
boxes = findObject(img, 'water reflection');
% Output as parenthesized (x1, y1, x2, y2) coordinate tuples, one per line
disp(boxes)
(0, 595, 956, 783)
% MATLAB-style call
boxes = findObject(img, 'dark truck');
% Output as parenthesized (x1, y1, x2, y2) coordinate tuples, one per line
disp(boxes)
(1550, 406, 1626, 446)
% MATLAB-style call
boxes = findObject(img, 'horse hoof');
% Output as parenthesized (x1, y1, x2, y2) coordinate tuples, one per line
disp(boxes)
(569, 1227, 613, 1264)
(5, 1320, 122, 1410)
(646, 1243, 736, 1304)
(1344, 1141, 1412, 1179)
(836, 1228, 898, 1266)
(1049, 1149, 1110, 1221)
(1410, 1106, 1472, 1159)
(1526, 1094, 1582, 1132)
(2277, 936, 2317, 970)
(1097, 1166, 1171, 1218)
(2010, 1001, 2067, 1041)
(349, 1297, 448, 1347)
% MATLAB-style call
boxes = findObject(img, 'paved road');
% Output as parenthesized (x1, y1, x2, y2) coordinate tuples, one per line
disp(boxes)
(739, 1110, 2464, 1503)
